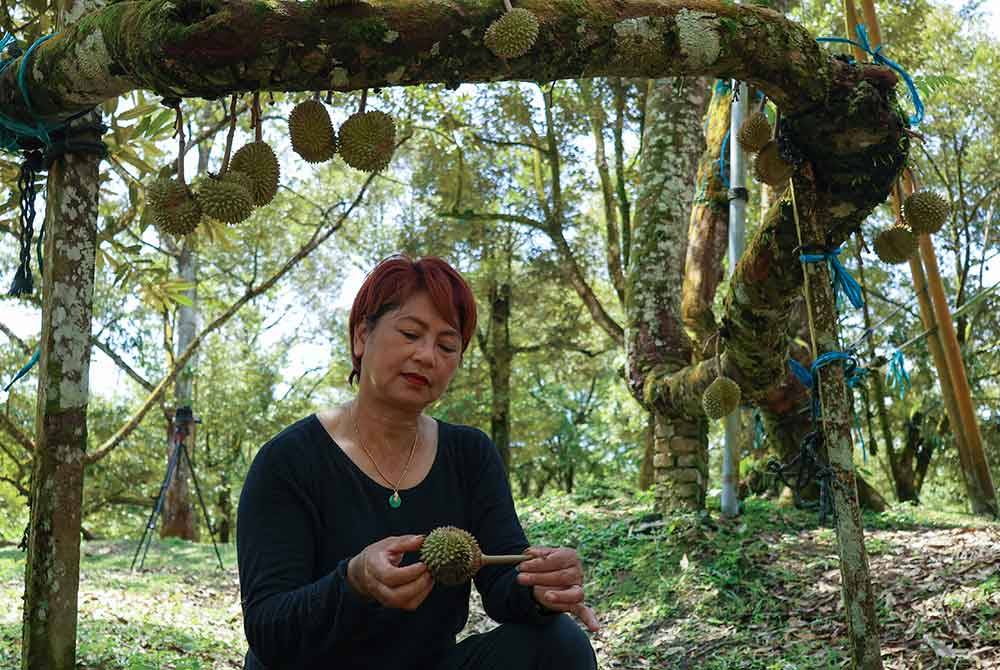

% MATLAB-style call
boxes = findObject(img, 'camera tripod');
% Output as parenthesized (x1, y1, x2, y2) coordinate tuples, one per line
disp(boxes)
(131, 406, 224, 571)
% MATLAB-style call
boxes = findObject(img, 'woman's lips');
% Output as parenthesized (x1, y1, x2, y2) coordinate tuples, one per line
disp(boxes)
(402, 373, 429, 386)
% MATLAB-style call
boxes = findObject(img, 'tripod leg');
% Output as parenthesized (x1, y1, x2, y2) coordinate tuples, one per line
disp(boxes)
(180, 443, 226, 571)
(131, 440, 182, 571)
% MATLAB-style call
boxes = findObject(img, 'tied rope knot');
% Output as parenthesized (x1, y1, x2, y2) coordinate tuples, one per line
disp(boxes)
(799, 246, 865, 310)
(816, 24, 925, 125)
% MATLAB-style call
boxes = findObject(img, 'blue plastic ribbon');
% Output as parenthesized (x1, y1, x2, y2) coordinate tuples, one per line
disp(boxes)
(886, 349, 910, 399)
(816, 24, 924, 125)
(800, 247, 865, 310)
(716, 129, 731, 188)
(4, 347, 40, 392)
(0, 32, 56, 152)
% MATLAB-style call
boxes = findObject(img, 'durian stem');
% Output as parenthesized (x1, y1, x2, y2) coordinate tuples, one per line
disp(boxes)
(253, 91, 262, 143)
(502, 0, 512, 12)
(359, 88, 368, 114)
(480, 554, 531, 565)
(220, 93, 239, 176)
(174, 105, 185, 185)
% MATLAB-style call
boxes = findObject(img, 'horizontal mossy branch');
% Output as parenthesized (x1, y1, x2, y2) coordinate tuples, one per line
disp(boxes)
(5, 0, 839, 126)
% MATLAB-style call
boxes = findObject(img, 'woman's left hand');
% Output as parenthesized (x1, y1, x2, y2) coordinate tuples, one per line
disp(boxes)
(516, 547, 601, 632)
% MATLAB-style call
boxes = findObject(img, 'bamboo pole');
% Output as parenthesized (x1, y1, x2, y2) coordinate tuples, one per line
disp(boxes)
(842, 0, 868, 61)
(853, 0, 997, 517)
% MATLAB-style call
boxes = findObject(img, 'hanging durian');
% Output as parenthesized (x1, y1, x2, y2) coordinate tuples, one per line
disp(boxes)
(420, 526, 530, 586)
(194, 170, 255, 225)
(903, 190, 949, 235)
(737, 111, 772, 154)
(148, 177, 202, 236)
(339, 109, 396, 173)
(484, 6, 539, 59)
(289, 99, 338, 163)
(230, 141, 280, 206)
(702, 376, 741, 420)
(752, 141, 794, 187)
(873, 225, 917, 264)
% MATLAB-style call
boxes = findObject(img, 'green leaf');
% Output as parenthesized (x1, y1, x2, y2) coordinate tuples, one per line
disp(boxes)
(117, 102, 162, 122)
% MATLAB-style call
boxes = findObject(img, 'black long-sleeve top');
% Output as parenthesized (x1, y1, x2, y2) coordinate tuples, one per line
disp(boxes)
(236, 414, 553, 670)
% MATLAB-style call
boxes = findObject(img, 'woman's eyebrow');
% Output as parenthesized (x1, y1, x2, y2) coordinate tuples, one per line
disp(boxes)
(397, 315, 460, 337)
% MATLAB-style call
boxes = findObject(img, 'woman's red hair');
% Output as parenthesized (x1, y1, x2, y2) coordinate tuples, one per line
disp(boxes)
(348, 255, 477, 385)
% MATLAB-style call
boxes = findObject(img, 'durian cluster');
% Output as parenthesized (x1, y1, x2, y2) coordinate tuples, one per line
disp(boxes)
(738, 112, 794, 188)
(702, 375, 741, 420)
(420, 526, 482, 586)
(148, 140, 280, 236)
(289, 99, 397, 173)
(871, 190, 949, 265)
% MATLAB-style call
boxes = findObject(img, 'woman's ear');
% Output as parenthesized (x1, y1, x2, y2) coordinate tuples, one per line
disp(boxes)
(353, 321, 370, 359)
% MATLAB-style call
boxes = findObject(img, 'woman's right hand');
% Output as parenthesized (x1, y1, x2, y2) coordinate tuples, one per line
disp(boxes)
(347, 534, 434, 610)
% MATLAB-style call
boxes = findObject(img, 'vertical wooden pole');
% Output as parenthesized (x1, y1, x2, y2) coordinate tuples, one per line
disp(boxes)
(842, 0, 868, 61)
(792, 171, 883, 670)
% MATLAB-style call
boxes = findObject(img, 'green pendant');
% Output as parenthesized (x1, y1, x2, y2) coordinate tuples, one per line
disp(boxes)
(389, 491, 401, 508)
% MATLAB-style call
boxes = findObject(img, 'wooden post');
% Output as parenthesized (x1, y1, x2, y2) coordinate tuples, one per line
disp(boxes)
(842, 0, 868, 61)
(792, 170, 883, 670)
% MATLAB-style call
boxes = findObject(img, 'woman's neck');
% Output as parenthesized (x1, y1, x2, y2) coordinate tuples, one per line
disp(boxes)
(350, 395, 421, 458)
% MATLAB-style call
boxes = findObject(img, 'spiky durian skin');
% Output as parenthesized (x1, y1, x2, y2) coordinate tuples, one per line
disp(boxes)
(484, 8, 539, 59)
(420, 526, 481, 586)
(903, 190, 949, 235)
(702, 377, 741, 420)
(230, 141, 280, 206)
(194, 171, 255, 225)
(873, 225, 917, 264)
(148, 178, 202, 236)
(338, 110, 396, 173)
(738, 112, 772, 153)
(289, 100, 337, 163)
(752, 141, 794, 187)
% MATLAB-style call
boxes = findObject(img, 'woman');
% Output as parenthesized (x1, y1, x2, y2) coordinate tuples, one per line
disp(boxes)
(237, 255, 599, 670)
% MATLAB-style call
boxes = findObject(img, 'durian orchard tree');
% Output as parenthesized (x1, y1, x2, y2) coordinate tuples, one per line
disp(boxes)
(0, 1, 921, 668)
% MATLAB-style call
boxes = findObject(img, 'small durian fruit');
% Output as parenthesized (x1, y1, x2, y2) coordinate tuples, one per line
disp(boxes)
(289, 99, 337, 163)
(873, 225, 917, 265)
(702, 376, 741, 420)
(338, 110, 396, 173)
(903, 190, 949, 235)
(420, 526, 530, 586)
(752, 141, 794, 187)
(230, 141, 280, 206)
(737, 111, 772, 154)
(194, 170, 255, 225)
(484, 7, 539, 59)
(148, 178, 202, 236)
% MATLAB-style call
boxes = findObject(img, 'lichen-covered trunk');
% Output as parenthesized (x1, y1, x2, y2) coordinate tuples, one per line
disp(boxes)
(488, 281, 513, 475)
(161, 237, 198, 540)
(20, 113, 101, 670)
(626, 78, 709, 513)
(793, 168, 883, 670)
(681, 81, 731, 350)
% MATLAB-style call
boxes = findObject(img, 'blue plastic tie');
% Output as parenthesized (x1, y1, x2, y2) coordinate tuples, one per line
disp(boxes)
(4, 347, 40, 392)
(716, 129, 731, 188)
(800, 247, 865, 310)
(816, 24, 924, 125)
(886, 349, 910, 399)
(0, 32, 57, 152)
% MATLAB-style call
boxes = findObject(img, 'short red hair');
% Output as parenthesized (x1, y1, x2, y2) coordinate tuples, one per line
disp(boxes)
(348, 255, 477, 385)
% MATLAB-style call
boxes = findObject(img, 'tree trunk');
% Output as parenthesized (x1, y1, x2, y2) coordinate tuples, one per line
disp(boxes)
(626, 77, 709, 513)
(681, 81, 731, 350)
(488, 281, 513, 475)
(21, 112, 101, 670)
(161, 237, 199, 540)
(638, 413, 655, 490)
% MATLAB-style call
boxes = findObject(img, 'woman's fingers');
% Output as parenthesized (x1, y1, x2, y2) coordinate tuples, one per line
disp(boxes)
(516, 565, 582, 588)
(538, 584, 585, 605)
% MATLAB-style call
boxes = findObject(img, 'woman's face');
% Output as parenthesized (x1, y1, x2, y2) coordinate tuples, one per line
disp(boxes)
(354, 290, 463, 411)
